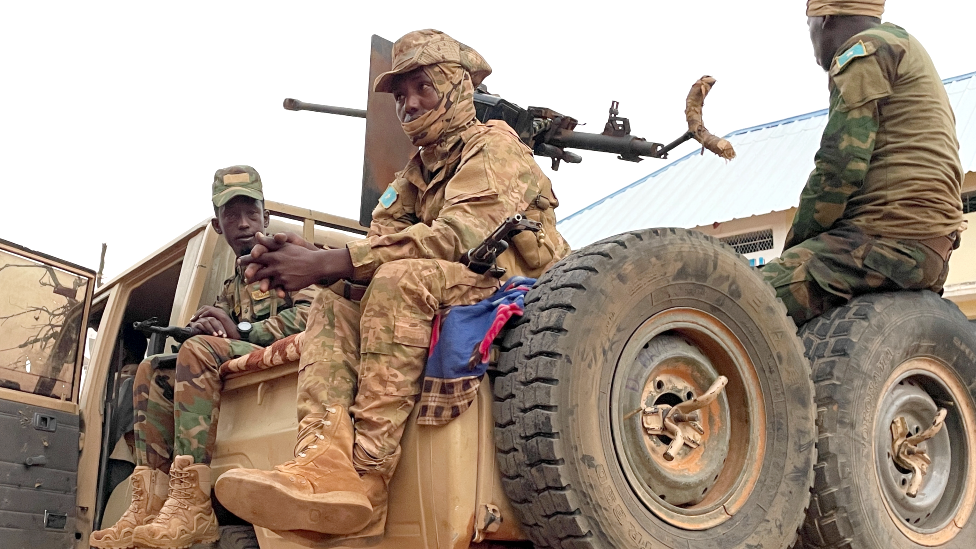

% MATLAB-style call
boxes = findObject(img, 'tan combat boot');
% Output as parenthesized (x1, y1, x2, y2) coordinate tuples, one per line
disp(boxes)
(214, 405, 372, 534)
(277, 470, 390, 547)
(89, 466, 169, 548)
(130, 455, 219, 548)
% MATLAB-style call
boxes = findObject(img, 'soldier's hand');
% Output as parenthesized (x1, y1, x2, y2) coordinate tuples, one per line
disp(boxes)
(245, 246, 354, 294)
(240, 232, 319, 295)
(190, 306, 240, 339)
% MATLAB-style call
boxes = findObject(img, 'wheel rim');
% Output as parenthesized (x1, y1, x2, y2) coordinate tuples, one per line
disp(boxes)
(609, 307, 767, 530)
(874, 358, 976, 545)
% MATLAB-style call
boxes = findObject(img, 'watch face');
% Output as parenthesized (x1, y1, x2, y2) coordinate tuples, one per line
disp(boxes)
(237, 321, 252, 332)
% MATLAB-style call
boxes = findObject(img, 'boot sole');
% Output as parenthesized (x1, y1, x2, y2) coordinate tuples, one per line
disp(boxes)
(130, 530, 220, 549)
(215, 474, 371, 534)
(89, 536, 137, 549)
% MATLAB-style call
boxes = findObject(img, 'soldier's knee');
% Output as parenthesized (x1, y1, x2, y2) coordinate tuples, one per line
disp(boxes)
(176, 336, 225, 366)
(134, 359, 154, 384)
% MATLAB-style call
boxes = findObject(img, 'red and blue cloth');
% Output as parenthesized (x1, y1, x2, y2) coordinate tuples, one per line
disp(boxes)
(417, 276, 536, 425)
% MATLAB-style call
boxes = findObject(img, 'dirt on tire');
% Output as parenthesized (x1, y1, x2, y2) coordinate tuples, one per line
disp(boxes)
(799, 291, 976, 549)
(493, 228, 816, 549)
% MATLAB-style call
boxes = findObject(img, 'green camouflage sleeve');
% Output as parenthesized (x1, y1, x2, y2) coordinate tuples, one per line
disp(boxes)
(347, 127, 532, 280)
(786, 63, 882, 248)
(246, 285, 320, 346)
(214, 277, 236, 319)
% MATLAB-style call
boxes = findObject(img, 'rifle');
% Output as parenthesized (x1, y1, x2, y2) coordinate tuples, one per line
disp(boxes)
(133, 317, 194, 356)
(133, 317, 194, 342)
(460, 214, 542, 278)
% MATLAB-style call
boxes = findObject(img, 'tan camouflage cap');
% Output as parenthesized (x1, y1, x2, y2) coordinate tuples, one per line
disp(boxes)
(807, 0, 884, 17)
(212, 165, 264, 208)
(373, 29, 492, 94)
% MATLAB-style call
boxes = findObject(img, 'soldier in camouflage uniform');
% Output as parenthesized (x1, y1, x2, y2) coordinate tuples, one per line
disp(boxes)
(215, 30, 570, 542)
(761, 0, 965, 326)
(91, 166, 318, 549)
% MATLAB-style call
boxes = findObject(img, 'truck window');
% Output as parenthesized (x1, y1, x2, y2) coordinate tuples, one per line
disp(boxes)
(0, 247, 91, 400)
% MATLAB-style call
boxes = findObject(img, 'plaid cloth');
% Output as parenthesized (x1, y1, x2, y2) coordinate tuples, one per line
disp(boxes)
(417, 375, 483, 426)
(417, 277, 535, 425)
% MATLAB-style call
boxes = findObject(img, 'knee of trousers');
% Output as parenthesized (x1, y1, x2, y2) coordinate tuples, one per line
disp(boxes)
(175, 336, 226, 373)
(367, 260, 441, 310)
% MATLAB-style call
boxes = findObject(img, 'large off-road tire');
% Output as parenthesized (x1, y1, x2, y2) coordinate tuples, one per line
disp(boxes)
(798, 291, 976, 549)
(493, 228, 816, 549)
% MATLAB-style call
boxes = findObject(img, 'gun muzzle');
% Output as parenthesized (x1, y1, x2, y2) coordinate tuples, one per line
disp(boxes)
(282, 98, 367, 119)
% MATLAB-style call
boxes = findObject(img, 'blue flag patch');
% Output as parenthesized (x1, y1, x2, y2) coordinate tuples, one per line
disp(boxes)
(837, 41, 867, 70)
(379, 185, 398, 208)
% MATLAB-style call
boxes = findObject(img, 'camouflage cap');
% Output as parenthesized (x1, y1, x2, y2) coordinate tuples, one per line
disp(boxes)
(212, 165, 264, 208)
(373, 29, 492, 94)
(807, 0, 884, 17)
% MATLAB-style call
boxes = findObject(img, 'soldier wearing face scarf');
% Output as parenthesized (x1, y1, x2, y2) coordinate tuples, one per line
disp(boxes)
(215, 29, 570, 542)
(762, 0, 965, 326)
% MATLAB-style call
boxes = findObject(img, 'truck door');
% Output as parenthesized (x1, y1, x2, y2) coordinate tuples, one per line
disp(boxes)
(0, 238, 94, 549)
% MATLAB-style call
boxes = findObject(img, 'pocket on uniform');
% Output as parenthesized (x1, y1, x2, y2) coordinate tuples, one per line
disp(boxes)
(862, 241, 925, 288)
(393, 315, 431, 348)
(511, 209, 556, 269)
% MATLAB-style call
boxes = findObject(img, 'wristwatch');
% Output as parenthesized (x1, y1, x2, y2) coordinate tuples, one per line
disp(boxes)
(237, 321, 253, 341)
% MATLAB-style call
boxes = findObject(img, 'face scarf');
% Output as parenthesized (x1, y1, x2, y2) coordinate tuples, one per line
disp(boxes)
(401, 62, 477, 151)
(806, 0, 884, 17)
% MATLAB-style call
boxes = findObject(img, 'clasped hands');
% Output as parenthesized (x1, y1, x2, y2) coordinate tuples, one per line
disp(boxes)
(238, 232, 355, 298)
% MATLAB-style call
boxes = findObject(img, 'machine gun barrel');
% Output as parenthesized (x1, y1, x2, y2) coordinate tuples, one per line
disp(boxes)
(548, 129, 695, 160)
(283, 98, 366, 119)
(550, 129, 656, 158)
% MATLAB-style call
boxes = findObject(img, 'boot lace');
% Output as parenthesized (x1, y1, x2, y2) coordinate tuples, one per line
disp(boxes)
(124, 474, 145, 514)
(156, 467, 193, 519)
(294, 406, 337, 458)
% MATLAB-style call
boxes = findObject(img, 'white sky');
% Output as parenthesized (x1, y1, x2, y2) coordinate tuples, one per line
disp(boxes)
(2, 1, 974, 280)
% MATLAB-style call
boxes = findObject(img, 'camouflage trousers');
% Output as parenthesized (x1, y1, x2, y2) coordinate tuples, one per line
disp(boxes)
(133, 335, 261, 473)
(298, 258, 499, 476)
(761, 223, 952, 326)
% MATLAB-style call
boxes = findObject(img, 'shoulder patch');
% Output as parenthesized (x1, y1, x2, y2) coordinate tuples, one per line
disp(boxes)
(836, 41, 868, 71)
(379, 185, 398, 208)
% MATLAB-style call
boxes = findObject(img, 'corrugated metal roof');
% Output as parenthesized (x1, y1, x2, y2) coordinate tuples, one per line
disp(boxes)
(558, 71, 976, 248)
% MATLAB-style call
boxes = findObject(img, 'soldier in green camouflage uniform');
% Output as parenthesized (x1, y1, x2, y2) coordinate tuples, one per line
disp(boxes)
(215, 30, 571, 541)
(761, 0, 965, 326)
(91, 166, 318, 549)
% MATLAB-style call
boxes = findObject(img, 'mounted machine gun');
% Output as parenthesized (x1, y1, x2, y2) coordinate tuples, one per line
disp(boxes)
(283, 35, 735, 225)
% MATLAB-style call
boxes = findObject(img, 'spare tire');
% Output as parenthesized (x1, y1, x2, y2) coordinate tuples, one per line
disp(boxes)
(799, 291, 976, 549)
(493, 228, 816, 549)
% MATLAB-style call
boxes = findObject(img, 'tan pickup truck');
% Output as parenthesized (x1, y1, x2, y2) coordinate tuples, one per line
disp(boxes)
(3, 33, 974, 549)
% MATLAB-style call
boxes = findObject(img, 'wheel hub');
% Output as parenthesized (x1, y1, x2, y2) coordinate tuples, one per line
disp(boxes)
(874, 365, 972, 541)
(890, 407, 947, 498)
(626, 337, 731, 507)
(641, 376, 728, 462)
(610, 308, 766, 530)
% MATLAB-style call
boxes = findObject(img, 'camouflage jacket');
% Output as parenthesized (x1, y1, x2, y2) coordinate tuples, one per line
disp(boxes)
(787, 23, 963, 249)
(215, 269, 319, 347)
(347, 120, 571, 281)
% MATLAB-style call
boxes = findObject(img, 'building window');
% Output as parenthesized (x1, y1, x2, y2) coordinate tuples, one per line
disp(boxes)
(963, 191, 976, 214)
(719, 229, 774, 255)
